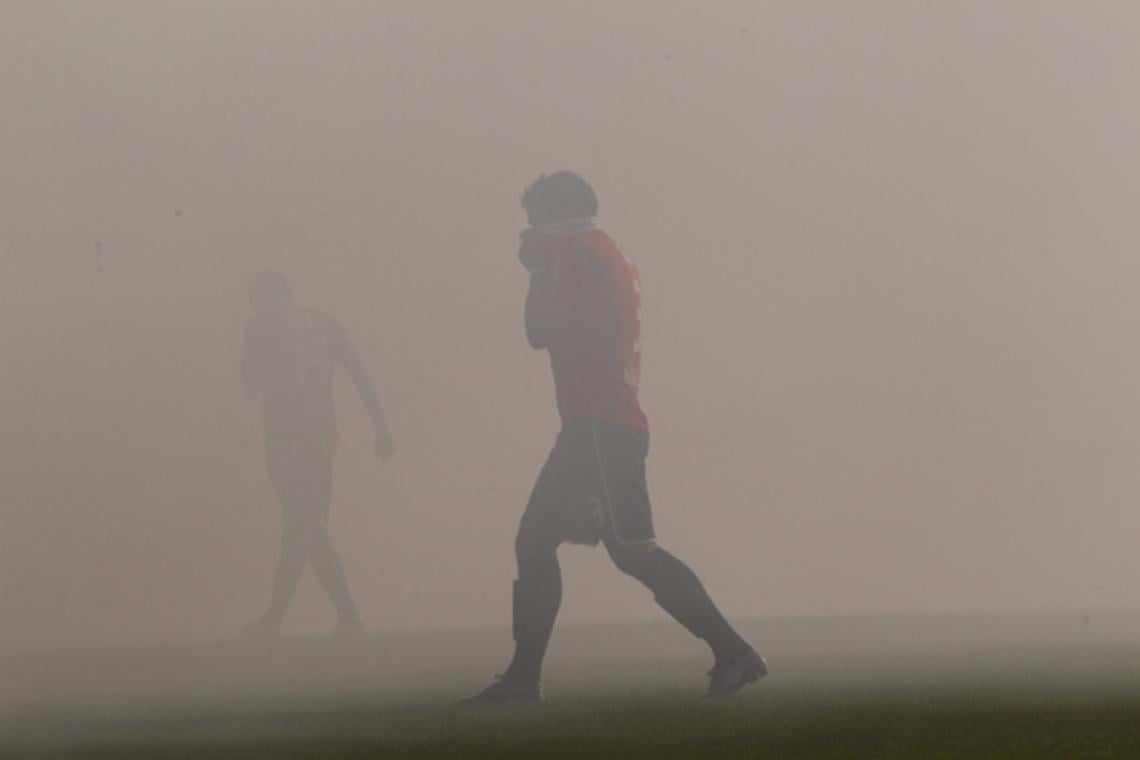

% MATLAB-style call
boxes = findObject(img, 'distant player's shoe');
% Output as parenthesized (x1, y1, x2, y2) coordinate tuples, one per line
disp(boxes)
(242, 619, 281, 641)
(331, 620, 366, 639)
(462, 675, 543, 704)
(704, 649, 768, 699)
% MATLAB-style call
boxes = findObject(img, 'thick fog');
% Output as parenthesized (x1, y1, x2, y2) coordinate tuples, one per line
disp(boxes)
(3, 0, 1140, 650)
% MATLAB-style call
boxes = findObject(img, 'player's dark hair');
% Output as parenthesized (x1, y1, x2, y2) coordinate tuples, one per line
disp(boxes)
(520, 171, 598, 221)
(248, 270, 291, 305)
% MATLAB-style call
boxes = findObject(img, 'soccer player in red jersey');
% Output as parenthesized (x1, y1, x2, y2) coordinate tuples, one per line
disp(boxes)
(466, 173, 765, 701)
(240, 271, 395, 640)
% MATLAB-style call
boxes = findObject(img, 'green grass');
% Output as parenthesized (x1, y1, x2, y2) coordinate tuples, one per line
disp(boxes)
(5, 613, 1140, 758)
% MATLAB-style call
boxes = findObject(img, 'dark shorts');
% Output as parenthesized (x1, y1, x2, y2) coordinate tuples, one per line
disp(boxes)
(519, 419, 655, 549)
(265, 435, 335, 536)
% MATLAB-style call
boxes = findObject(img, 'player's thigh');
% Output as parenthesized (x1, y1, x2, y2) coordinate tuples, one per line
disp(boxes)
(515, 445, 574, 562)
(267, 437, 335, 525)
(593, 422, 656, 549)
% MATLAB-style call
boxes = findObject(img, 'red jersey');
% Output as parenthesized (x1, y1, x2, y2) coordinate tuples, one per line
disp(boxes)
(522, 228, 648, 431)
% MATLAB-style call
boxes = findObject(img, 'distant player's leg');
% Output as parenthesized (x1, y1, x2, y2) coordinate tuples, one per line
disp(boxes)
(246, 441, 310, 639)
(244, 518, 308, 640)
(465, 450, 566, 703)
(259, 534, 306, 635)
(307, 527, 362, 631)
(296, 444, 363, 633)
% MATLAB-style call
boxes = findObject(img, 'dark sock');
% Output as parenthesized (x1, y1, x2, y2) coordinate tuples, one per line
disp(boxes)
(504, 554, 562, 687)
(632, 549, 750, 663)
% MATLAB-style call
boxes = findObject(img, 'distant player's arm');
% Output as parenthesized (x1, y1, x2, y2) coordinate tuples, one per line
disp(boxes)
(328, 317, 395, 460)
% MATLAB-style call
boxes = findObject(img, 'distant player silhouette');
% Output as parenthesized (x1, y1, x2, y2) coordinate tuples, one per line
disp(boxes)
(466, 173, 766, 701)
(241, 271, 394, 639)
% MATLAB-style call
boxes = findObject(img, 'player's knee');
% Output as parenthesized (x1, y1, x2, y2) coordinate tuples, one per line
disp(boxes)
(515, 531, 558, 579)
(608, 541, 659, 576)
(517, 528, 551, 565)
(514, 531, 538, 564)
(283, 520, 325, 549)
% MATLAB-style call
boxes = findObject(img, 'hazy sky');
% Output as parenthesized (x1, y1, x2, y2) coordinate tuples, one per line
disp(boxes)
(3, 0, 1140, 648)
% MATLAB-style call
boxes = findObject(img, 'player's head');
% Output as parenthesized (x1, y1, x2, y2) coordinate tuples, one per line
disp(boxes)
(248, 270, 292, 317)
(521, 171, 598, 227)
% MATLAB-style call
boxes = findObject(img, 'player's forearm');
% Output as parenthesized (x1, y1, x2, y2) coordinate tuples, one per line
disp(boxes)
(521, 237, 565, 349)
(526, 267, 577, 349)
(524, 288, 552, 349)
(349, 368, 390, 435)
(528, 279, 598, 351)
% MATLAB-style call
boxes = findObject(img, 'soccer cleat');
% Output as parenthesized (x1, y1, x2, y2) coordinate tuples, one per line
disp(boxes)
(242, 619, 281, 641)
(704, 649, 768, 699)
(462, 674, 544, 704)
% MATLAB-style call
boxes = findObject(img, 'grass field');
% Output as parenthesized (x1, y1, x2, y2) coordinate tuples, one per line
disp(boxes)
(5, 611, 1140, 758)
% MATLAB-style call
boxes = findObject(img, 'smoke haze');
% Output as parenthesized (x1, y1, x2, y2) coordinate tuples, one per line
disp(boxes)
(4, 0, 1140, 650)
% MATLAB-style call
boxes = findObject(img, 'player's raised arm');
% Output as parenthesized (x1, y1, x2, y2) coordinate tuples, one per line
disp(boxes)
(521, 234, 607, 352)
(520, 234, 563, 350)
(328, 316, 395, 461)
